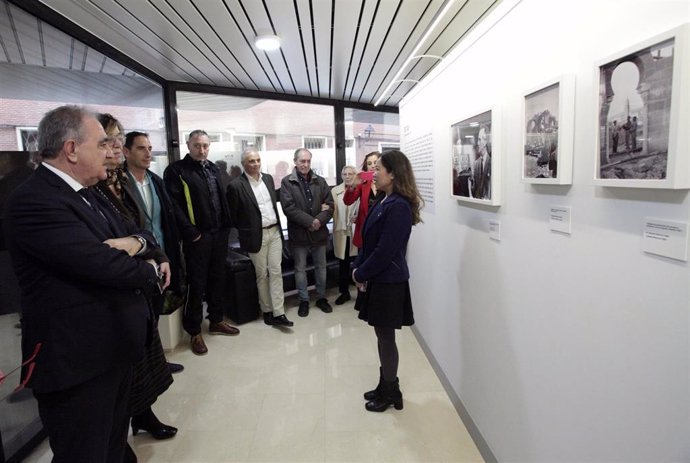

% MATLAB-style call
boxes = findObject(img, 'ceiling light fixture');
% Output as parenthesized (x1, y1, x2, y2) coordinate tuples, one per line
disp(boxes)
(373, 0, 456, 106)
(255, 34, 281, 51)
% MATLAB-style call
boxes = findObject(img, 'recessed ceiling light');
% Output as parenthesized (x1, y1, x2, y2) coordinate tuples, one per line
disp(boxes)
(255, 35, 281, 51)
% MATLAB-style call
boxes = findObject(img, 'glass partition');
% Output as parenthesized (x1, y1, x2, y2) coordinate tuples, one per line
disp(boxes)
(344, 108, 400, 170)
(176, 92, 336, 187)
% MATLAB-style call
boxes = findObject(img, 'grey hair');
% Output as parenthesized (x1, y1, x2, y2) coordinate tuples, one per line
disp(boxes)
(38, 105, 96, 160)
(293, 147, 311, 161)
(341, 165, 357, 174)
(241, 147, 260, 164)
(187, 129, 209, 141)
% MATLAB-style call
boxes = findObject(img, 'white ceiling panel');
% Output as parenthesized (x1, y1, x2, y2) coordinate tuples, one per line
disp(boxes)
(3, 0, 503, 107)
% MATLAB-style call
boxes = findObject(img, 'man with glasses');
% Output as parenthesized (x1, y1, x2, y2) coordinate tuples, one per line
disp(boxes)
(164, 130, 239, 355)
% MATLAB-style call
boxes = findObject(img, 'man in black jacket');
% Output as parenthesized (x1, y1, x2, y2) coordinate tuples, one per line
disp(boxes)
(4, 106, 164, 462)
(280, 148, 334, 317)
(227, 148, 293, 327)
(163, 130, 239, 355)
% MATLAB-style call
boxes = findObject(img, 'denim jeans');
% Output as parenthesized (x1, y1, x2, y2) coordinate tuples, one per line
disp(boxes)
(291, 244, 327, 302)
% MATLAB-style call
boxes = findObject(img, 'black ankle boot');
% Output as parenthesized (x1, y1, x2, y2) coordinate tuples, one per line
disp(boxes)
(363, 367, 383, 400)
(365, 379, 403, 412)
(131, 407, 177, 440)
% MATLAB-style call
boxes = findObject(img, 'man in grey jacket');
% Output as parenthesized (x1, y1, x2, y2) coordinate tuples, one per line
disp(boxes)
(280, 148, 334, 317)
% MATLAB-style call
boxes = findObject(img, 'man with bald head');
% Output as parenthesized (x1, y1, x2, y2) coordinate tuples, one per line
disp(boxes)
(3, 105, 164, 462)
(227, 148, 293, 327)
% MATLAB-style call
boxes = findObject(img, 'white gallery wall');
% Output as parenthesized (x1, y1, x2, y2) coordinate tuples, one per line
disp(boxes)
(401, 0, 689, 461)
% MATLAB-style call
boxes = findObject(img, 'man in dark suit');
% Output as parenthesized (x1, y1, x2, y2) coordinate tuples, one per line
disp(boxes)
(227, 148, 293, 327)
(3, 106, 166, 463)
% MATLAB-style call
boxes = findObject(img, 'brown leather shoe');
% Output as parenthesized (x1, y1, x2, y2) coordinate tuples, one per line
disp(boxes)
(209, 320, 240, 336)
(190, 334, 208, 355)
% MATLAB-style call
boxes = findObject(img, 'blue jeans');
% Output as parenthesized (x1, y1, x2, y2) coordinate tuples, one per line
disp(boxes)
(292, 245, 327, 302)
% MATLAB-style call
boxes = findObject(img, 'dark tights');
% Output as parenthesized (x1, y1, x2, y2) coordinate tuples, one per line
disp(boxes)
(375, 326, 398, 382)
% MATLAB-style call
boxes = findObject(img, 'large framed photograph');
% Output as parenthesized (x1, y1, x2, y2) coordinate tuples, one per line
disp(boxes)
(451, 108, 501, 206)
(594, 23, 690, 188)
(522, 76, 575, 184)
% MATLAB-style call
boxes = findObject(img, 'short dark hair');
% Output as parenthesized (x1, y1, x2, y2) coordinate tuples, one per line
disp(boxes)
(293, 147, 311, 161)
(124, 131, 149, 149)
(187, 130, 209, 141)
(38, 105, 95, 160)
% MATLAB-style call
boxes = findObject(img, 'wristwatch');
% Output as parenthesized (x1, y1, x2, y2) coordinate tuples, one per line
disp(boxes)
(133, 235, 146, 254)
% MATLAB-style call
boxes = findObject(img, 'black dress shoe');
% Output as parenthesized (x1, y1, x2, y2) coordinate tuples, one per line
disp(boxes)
(316, 298, 333, 313)
(263, 312, 274, 325)
(335, 293, 351, 305)
(272, 314, 294, 327)
(167, 362, 184, 374)
(131, 408, 177, 440)
(298, 301, 309, 317)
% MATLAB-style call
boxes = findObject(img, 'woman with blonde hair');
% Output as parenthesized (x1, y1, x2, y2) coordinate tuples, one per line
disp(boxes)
(351, 150, 423, 412)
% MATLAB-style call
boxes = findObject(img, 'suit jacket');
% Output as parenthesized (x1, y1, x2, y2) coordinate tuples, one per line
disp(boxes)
(123, 169, 185, 295)
(3, 165, 160, 393)
(352, 193, 412, 283)
(331, 183, 358, 259)
(280, 168, 333, 247)
(226, 172, 283, 254)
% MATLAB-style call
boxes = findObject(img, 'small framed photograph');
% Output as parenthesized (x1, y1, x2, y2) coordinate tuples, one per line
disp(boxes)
(522, 76, 575, 184)
(450, 108, 501, 206)
(594, 23, 690, 188)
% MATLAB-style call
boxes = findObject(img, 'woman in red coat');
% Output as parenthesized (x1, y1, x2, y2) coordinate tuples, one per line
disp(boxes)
(344, 151, 381, 248)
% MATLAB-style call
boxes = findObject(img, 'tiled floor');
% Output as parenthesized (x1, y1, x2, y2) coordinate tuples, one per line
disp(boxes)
(23, 290, 483, 462)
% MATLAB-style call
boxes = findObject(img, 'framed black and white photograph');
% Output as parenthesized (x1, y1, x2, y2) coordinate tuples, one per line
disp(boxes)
(594, 23, 690, 188)
(451, 108, 501, 206)
(522, 76, 575, 185)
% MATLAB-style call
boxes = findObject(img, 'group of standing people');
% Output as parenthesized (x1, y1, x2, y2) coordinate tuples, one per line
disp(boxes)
(3, 104, 424, 462)
(610, 115, 639, 155)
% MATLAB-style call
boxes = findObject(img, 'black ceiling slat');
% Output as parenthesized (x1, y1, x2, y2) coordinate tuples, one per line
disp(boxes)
(370, 0, 433, 105)
(235, 0, 283, 93)
(0, 2, 11, 62)
(81, 45, 87, 71)
(154, 0, 244, 88)
(102, 0, 214, 84)
(36, 16, 45, 66)
(263, 0, 298, 94)
(387, 0, 487, 105)
(69, 38, 75, 70)
(328, 0, 334, 98)
(356, 0, 402, 103)
(347, 0, 381, 100)
(99, 55, 107, 73)
(64, 0, 205, 84)
(216, 0, 273, 92)
(292, 0, 313, 96)
(341, 0, 366, 100)
(6, 0, 165, 85)
(308, 0, 319, 95)
(7, 2, 25, 64)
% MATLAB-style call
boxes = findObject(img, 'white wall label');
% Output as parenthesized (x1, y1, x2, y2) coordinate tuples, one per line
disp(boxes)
(549, 206, 571, 234)
(489, 220, 501, 241)
(643, 219, 688, 261)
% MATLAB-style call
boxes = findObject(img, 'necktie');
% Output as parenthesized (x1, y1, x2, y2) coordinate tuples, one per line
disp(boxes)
(79, 188, 116, 234)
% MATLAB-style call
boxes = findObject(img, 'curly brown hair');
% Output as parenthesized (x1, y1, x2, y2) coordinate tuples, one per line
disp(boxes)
(378, 150, 423, 225)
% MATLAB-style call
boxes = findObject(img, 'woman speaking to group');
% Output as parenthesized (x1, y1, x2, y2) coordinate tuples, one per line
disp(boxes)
(351, 150, 423, 412)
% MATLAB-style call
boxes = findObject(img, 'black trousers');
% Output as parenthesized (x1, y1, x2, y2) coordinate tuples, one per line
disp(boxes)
(183, 228, 229, 335)
(34, 366, 132, 463)
(338, 236, 353, 295)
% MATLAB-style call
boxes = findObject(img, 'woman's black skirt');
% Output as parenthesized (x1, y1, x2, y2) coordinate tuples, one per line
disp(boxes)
(356, 281, 414, 329)
(128, 328, 173, 415)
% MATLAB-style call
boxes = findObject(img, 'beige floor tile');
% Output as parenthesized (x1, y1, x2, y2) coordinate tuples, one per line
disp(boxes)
(22, 289, 484, 462)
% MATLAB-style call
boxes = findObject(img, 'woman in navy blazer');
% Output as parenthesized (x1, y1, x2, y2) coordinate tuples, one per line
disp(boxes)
(352, 150, 423, 412)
